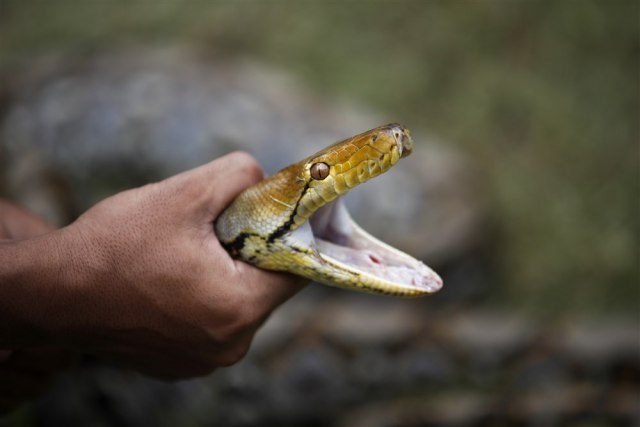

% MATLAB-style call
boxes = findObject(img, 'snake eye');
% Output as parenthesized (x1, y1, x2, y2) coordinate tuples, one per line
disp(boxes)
(310, 162, 330, 180)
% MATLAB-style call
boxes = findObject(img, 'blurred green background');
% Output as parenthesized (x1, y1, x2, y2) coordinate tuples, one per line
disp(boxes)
(1, 0, 637, 316)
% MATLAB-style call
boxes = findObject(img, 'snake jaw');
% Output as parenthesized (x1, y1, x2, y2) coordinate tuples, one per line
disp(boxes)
(305, 199, 443, 296)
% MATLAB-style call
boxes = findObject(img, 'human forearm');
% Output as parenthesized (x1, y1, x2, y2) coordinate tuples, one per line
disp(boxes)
(0, 200, 80, 414)
(0, 228, 85, 347)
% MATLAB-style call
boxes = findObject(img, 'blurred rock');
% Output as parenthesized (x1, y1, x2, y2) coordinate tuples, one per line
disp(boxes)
(441, 310, 536, 358)
(560, 318, 640, 370)
(19, 309, 640, 427)
(348, 348, 395, 390)
(438, 310, 537, 387)
(248, 287, 318, 358)
(336, 393, 490, 427)
(395, 344, 455, 389)
(215, 360, 270, 427)
(316, 295, 423, 348)
(0, 46, 485, 263)
(502, 385, 601, 425)
(268, 343, 351, 424)
(512, 355, 572, 392)
(604, 384, 640, 421)
(35, 364, 218, 427)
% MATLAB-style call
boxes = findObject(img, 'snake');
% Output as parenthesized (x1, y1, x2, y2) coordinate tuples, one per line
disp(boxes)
(215, 123, 442, 297)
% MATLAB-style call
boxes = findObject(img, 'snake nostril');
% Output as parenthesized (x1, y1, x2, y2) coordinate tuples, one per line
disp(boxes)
(369, 254, 382, 264)
(389, 125, 406, 144)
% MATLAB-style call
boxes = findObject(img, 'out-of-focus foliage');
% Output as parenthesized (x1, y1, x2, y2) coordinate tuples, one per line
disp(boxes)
(0, 0, 637, 316)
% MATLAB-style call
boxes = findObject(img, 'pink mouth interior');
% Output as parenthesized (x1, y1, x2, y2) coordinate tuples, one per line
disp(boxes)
(299, 200, 442, 293)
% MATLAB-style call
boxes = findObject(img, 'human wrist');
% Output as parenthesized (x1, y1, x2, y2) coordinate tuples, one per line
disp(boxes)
(0, 227, 91, 348)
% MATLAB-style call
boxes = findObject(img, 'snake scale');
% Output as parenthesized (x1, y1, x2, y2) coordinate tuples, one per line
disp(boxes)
(215, 124, 442, 297)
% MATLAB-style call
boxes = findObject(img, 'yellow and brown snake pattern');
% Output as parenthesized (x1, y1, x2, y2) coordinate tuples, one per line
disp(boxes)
(215, 124, 442, 297)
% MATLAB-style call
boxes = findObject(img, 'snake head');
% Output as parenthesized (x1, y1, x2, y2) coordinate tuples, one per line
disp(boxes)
(216, 124, 442, 297)
(293, 124, 413, 228)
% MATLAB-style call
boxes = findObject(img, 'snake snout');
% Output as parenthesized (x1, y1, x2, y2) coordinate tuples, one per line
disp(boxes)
(387, 124, 413, 159)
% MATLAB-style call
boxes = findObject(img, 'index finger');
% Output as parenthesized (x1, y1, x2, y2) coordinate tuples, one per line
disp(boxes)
(174, 151, 265, 220)
(0, 201, 55, 239)
(235, 261, 308, 311)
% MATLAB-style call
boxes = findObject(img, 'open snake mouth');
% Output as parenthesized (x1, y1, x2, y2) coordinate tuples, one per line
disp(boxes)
(290, 198, 443, 294)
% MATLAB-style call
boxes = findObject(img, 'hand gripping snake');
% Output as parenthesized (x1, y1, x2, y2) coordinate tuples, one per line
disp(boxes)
(215, 124, 442, 297)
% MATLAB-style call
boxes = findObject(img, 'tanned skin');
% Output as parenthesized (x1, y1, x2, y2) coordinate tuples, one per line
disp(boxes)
(0, 152, 306, 413)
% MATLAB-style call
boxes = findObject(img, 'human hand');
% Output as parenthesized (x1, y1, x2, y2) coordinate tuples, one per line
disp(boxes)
(12, 152, 305, 380)
(0, 201, 77, 414)
(0, 200, 54, 241)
